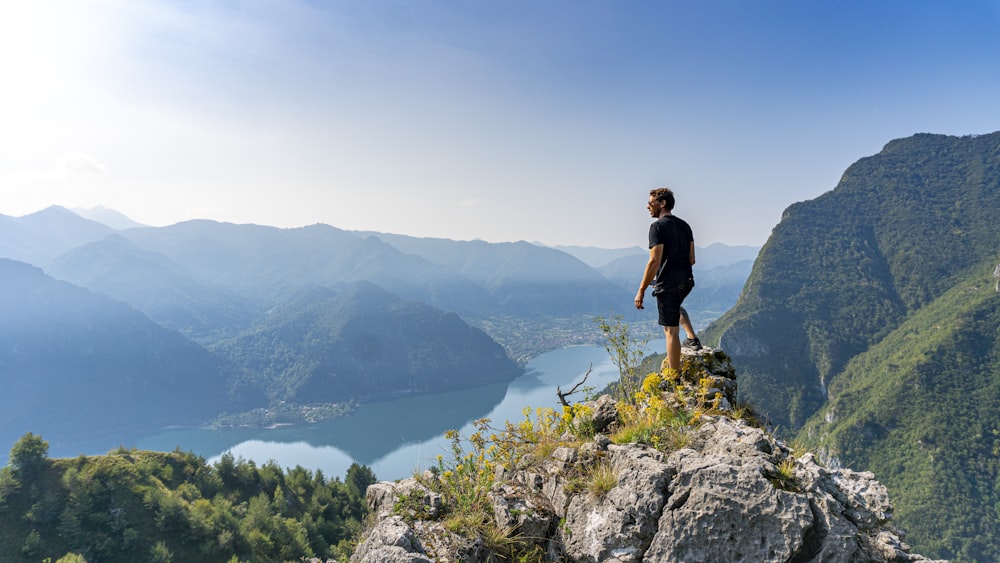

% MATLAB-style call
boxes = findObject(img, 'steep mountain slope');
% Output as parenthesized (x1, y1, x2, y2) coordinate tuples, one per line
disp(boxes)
(211, 282, 521, 403)
(799, 261, 1000, 561)
(0, 259, 255, 459)
(702, 131, 1000, 560)
(46, 234, 255, 340)
(705, 132, 1000, 430)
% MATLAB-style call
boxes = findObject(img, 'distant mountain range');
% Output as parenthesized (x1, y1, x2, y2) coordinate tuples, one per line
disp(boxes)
(71, 205, 148, 230)
(360, 232, 634, 319)
(47, 233, 255, 341)
(0, 206, 115, 265)
(0, 203, 755, 461)
(704, 131, 1000, 560)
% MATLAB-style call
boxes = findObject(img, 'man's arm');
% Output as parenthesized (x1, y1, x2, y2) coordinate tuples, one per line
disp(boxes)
(689, 241, 696, 266)
(635, 244, 663, 310)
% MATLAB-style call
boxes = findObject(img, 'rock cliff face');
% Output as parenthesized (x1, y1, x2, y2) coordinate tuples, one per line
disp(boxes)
(351, 349, 943, 563)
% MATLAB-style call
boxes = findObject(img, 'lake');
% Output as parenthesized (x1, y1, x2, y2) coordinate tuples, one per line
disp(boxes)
(137, 340, 665, 481)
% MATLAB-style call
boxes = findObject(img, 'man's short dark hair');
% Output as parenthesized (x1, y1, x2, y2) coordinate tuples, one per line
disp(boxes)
(650, 187, 675, 211)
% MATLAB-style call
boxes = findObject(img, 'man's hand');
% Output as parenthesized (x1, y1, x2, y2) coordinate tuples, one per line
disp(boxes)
(635, 288, 645, 309)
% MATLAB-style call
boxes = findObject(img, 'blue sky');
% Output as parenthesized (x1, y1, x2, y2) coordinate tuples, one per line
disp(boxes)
(2, 1, 999, 247)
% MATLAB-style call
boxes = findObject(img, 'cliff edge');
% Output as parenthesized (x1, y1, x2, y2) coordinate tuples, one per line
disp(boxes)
(351, 349, 943, 562)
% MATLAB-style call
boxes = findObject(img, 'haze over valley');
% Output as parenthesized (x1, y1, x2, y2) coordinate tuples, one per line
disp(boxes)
(0, 205, 757, 464)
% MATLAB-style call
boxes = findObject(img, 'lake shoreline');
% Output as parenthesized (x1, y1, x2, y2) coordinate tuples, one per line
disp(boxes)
(133, 340, 665, 481)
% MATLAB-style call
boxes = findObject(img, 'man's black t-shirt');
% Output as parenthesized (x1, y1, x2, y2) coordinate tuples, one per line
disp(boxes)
(648, 215, 694, 287)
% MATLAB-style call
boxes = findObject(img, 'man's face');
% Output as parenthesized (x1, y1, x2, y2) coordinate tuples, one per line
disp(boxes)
(647, 197, 662, 217)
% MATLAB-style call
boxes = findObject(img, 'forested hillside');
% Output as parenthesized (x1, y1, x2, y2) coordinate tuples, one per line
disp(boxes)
(0, 434, 373, 562)
(704, 131, 1000, 560)
(800, 260, 1000, 561)
(212, 282, 520, 403)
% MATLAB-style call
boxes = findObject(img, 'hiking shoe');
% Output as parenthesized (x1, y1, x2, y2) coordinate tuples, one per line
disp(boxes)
(683, 337, 702, 351)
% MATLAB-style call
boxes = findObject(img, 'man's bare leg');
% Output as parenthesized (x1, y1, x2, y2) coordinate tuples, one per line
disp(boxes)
(679, 308, 696, 341)
(664, 325, 681, 371)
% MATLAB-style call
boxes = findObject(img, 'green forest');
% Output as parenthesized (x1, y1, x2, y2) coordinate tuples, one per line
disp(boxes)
(798, 264, 1000, 561)
(0, 434, 373, 563)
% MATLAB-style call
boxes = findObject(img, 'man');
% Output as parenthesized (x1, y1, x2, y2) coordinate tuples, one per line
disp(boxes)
(635, 187, 700, 371)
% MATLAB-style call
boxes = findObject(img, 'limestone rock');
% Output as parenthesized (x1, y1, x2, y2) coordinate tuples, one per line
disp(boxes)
(558, 445, 674, 562)
(348, 516, 432, 563)
(352, 349, 945, 563)
(589, 393, 619, 434)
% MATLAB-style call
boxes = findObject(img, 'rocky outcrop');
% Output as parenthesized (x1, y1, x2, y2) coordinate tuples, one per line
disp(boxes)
(351, 349, 944, 563)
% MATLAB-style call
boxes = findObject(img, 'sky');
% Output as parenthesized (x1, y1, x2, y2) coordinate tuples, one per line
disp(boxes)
(2, 1, 1000, 248)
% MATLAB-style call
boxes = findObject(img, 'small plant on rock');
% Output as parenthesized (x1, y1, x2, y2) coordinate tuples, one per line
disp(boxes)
(596, 314, 650, 405)
(768, 457, 801, 492)
(612, 372, 696, 452)
(491, 407, 568, 470)
(561, 402, 597, 440)
(586, 462, 618, 498)
(410, 418, 500, 546)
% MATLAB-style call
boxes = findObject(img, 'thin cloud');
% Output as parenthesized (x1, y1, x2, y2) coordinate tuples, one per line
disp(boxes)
(57, 151, 107, 175)
(2, 152, 106, 185)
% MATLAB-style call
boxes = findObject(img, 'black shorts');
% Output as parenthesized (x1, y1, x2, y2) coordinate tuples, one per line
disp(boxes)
(655, 280, 693, 327)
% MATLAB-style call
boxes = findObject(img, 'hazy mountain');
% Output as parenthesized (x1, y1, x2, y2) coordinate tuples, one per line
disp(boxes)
(212, 282, 521, 403)
(557, 242, 759, 270)
(0, 206, 114, 265)
(692, 243, 761, 269)
(71, 205, 147, 230)
(0, 214, 39, 264)
(119, 221, 492, 316)
(703, 131, 1000, 560)
(0, 259, 256, 458)
(551, 244, 645, 268)
(598, 253, 756, 327)
(359, 232, 634, 318)
(4, 207, 749, 329)
(46, 234, 256, 341)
